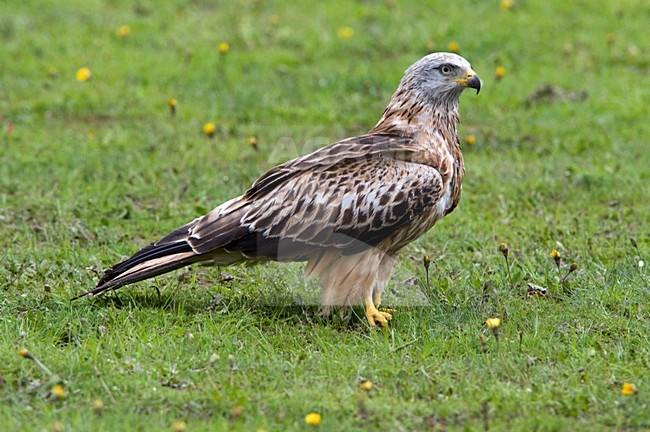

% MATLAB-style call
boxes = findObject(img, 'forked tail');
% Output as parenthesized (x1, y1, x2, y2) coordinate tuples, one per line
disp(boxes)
(72, 240, 200, 300)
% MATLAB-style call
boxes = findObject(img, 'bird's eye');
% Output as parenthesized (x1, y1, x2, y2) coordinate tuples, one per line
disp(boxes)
(439, 64, 453, 75)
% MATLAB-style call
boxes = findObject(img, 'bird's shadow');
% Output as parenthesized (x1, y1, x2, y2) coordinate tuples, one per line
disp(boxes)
(76, 287, 369, 331)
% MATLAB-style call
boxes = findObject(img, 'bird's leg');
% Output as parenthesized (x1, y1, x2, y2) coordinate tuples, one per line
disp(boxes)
(364, 293, 393, 327)
(373, 290, 381, 308)
(373, 290, 396, 315)
(373, 253, 397, 315)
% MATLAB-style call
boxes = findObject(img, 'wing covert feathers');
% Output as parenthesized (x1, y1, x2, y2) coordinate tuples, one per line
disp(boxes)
(79, 132, 448, 298)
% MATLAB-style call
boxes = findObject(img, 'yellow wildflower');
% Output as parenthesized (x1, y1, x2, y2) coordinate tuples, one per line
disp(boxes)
(93, 399, 104, 412)
(337, 26, 354, 39)
(621, 382, 638, 396)
(203, 122, 216, 137)
(550, 249, 561, 269)
(51, 384, 66, 399)
(218, 42, 229, 54)
(169, 98, 177, 115)
(247, 135, 258, 149)
(448, 41, 459, 53)
(499, 243, 509, 257)
(486, 318, 501, 329)
(116, 25, 131, 37)
(76, 67, 92, 82)
(466, 135, 476, 145)
(172, 421, 187, 432)
(360, 380, 373, 391)
(495, 66, 506, 80)
(19, 348, 30, 358)
(500, 0, 514, 11)
(305, 412, 322, 426)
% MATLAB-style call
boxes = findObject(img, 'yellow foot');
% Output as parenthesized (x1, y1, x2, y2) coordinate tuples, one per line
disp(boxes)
(372, 292, 396, 317)
(365, 305, 393, 327)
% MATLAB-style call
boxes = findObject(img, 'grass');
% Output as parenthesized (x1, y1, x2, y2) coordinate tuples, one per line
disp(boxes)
(1, 0, 649, 430)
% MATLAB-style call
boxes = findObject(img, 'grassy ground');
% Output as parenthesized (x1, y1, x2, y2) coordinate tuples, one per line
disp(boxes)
(1, 0, 649, 430)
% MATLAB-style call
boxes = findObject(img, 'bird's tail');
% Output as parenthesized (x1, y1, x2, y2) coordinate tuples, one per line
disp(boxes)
(72, 215, 214, 300)
(72, 239, 202, 300)
(74, 197, 255, 300)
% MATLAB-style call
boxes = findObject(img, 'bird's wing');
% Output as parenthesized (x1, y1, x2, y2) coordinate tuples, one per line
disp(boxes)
(188, 133, 444, 259)
(78, 133, 443, 298)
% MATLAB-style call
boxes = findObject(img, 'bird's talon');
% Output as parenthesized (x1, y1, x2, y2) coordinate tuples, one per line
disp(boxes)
(365, 305, 392, 327)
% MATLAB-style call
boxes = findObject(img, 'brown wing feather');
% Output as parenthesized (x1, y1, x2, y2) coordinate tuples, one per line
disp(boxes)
(235, 155, 442, 257)
(78, 132, 443, 298)
(184, 133, 428, 256)
(176, 133, 442, 262)
(244, 133, 423, 201)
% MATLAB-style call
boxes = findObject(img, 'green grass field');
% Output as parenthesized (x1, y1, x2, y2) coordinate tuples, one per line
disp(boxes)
(1, 0, 648, 430)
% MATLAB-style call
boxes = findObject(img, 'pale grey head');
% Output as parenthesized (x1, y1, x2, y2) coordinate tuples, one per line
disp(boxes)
(399, 52, 481, 104)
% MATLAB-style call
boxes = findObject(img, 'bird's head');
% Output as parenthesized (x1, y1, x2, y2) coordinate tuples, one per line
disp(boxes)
(400, 52, 481, 104)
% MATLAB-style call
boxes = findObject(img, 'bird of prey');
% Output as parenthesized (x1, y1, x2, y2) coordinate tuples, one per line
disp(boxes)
(74, 52, 481, 327)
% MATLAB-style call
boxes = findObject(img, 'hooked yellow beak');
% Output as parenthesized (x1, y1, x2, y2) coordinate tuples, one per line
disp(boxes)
(453, 70, 482, 94)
